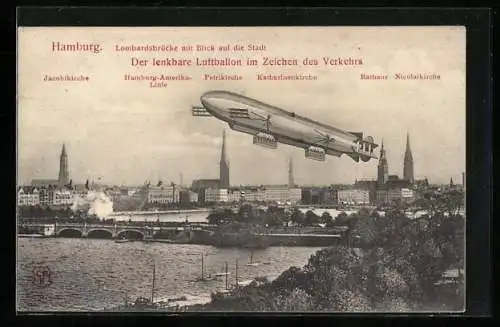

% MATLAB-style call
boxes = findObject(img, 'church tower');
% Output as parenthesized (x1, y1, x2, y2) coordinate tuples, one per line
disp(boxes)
(403, 133, 414, 183)
(219, 129, 230, 189)
(58, 143, 69, 187)
(377, 139, 388, 185)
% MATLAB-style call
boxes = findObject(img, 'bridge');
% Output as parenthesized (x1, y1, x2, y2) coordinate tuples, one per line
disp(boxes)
(109, 209, 211, 216)
(19, 222, 216, 240)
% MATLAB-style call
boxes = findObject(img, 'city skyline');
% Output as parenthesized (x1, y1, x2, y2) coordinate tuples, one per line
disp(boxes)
(19, 133, 462, 188)
(18, 27, 465, 186)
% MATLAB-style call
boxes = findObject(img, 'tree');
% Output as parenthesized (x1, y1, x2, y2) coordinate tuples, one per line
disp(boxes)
(199, 188, 465, 312)
(320, 212, 333, 225)
(263, 212, 282, 227)
(351, 214, 379, 247)
(270, 266, 307, 295)
(274, 288, 316, 311)
(206, 211, 221, 225)
(290, 208, 305, 226)
(304, 210, 320, 226)
(236, 204, 256, 223)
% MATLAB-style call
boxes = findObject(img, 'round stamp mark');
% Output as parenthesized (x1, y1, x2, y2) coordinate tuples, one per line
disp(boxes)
(32, 263, 52, 288)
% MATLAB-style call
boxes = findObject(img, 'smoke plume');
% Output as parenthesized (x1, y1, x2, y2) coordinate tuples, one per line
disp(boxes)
(71, 191, 114, 218)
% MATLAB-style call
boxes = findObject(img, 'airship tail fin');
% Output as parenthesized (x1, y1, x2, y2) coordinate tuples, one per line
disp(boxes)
(347, 153, 360, 162)
(349, 132, 364, 140)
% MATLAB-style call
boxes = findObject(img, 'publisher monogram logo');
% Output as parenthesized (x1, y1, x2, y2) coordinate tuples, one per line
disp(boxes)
(32, 264, 52, 288)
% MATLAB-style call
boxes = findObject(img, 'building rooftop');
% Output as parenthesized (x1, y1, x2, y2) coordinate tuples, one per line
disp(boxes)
(31, 179, 60, 187)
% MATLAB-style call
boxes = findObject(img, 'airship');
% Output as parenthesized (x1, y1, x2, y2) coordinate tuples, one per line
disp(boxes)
(192, 90, 378, 162)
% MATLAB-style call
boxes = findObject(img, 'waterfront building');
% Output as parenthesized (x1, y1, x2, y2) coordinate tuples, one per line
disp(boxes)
(227, 189, 244, 203)
(38, 188, 53, 206)
(17, 187, 40, 206)
(146, 186, 179, 204)
(376, 189, 389, 205)
(230, 187, 266, 202)
(246, 188, 267, 202)
(301, 188, 322, 205)
(337, 189, 370, 205)
(262, 186, 302, 204)
(388, 187, 414, 204)
(53, 189, 73, 205)
(330, 189, 339, 204)
(31, 179, 59, 187)
(286, 188, 303, 204)
(17, 185, 78, 207)
(191, 179, 220, 190)
(354, 179, 378, 204)
(205, 188, 229, 203)
(376, 187, 415, 205)
(386, 178, 411, 189)
(225, 186, 301, 204)
(179, 190, 199, 204)
(188, 191, 199, 203)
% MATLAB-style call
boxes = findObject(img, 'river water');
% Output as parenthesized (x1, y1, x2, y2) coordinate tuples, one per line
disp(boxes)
(17, 238, 322, 311)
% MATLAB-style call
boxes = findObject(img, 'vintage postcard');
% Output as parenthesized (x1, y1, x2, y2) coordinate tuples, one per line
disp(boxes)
(17, 26, 465, 313)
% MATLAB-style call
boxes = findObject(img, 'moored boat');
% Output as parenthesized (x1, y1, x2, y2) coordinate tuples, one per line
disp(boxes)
(115, 238, 132, 243)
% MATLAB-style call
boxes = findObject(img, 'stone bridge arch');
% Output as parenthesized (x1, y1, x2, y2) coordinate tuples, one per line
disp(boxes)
(116, 229, 145, 240)
(57, 228, 83, 238)
(87, 229, 114, 239)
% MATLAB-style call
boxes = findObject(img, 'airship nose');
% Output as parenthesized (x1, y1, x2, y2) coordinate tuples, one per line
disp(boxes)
(200, 91, 216, 108)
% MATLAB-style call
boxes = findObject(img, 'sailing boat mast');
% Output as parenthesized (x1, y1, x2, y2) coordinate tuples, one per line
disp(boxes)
(201, 253, 204, 280)
(225, 261, 229, 290)
(151, 263, 156, 303)
(235, 259, 239, 285)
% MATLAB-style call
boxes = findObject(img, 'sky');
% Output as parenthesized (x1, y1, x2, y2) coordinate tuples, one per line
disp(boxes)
(17, 27, 465, 186)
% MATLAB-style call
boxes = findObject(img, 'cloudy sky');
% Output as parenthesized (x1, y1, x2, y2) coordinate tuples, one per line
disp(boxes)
(17, 27, 465, 186)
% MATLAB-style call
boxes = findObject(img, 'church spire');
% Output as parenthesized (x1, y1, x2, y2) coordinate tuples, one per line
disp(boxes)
(405, 133, 412, 159)
(58, 143, 69, 187)
(379, 139, 386, 159)
(219, 129, 230, 189)
(403, 132, 414, 183)
(377, 138, 388, 185)
(288, 157, 294, 188)
(221, 129, 227, 163)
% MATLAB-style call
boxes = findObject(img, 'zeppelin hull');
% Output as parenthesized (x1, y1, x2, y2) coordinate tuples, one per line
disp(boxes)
(200, 90, 378, 161)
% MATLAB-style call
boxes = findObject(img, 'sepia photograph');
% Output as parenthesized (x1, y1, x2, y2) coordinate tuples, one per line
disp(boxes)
(17, 26, 465, 313)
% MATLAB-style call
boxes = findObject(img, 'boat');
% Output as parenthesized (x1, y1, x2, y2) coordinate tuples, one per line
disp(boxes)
(262, 258, 272, 265)
(124, 263, 159, 311)
(236, 279, 253, 287)
(115, 238, 132, 243)
(18, 234, 45, 238)
(142, 239, 176, 244)
(194, 252, 215, 282)
(215, 262, 231, 277)
(246, 251, 261, 266)
(234, 258, 253, 287)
